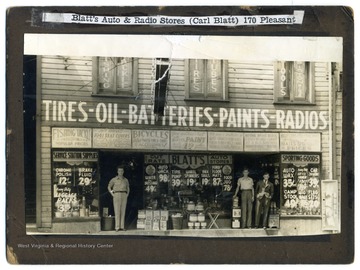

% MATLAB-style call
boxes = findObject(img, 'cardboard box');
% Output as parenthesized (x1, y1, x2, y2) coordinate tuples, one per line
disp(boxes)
(145, 210, 153, 220)
(137, 219, 145, 229)
(160, 220, 167, 231)
(152, 219, 160, 230)
(145, 219, 152, 230)
(268, 214, 280, 228)
(138, 210, 146, 219)
(153, 210, 161, 220)
(232, 208, 241, 218)
(232, 219, 241, 228)
(160, 210, 169, 221)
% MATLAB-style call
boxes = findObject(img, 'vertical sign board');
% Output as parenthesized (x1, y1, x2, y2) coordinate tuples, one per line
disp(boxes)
(321, 180, 340, 231)
(280, 154, 321, 216)
(52, 151, 99, 218)
(209, 155, 233, 192)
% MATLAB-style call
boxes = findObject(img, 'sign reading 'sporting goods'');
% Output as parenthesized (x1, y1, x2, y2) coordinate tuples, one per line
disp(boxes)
(92, 129, 131, 149)
(280, 133, 321, 152)
(244, 133, 279, 152)
(52, 128, 92, 148)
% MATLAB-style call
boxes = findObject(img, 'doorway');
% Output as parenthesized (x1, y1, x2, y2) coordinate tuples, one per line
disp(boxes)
(98, 151, 144, 229)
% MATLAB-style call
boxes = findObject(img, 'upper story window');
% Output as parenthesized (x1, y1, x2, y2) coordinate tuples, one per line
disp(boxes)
(274, 61, 315, 104)
(185, 59, 228, 101)
(92, 57, 138, 96)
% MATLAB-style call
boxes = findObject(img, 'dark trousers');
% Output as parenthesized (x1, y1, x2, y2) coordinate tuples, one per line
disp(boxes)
(241, 190, 253, 228)
(255, 197, 271, 227)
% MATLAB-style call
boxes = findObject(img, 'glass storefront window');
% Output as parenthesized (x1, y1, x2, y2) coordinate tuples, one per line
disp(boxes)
(52, 151, 99, 219)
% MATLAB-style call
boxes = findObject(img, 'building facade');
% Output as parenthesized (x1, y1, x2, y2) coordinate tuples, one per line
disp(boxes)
(32, 48, 342, 236)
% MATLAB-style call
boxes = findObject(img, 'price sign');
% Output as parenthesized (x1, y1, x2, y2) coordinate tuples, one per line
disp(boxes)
(211, 165, 223, 186)
(170, 169, 183, 189)
(281, 162, 321, 216)
(184, 169, 200, 187)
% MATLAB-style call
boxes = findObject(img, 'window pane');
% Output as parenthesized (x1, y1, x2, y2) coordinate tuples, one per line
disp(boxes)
(98, 57, 116, 93)
(293, 61, 306, 99)
(206, 60, 222, 97)
(116, 57, 133, 92)
(189, 59, 205, 96)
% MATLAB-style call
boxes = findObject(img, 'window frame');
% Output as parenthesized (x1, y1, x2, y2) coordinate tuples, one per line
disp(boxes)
(185, 59, 229, 102)
(92, 57, 138, 97)
(274, 61, 315, 105)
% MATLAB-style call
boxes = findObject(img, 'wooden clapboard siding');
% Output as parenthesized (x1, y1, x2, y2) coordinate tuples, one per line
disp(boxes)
(39, 57, 333, 135)
(39, 57, 334, 137)
(40, 126, 52, 227)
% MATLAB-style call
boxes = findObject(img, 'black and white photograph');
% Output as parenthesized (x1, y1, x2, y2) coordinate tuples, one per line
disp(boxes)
(23, 34, 342, 237)
(6, 5, 354, 264)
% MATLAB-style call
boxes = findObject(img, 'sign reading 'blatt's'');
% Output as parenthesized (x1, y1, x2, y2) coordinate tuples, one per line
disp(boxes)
(43, 101, 328, 130)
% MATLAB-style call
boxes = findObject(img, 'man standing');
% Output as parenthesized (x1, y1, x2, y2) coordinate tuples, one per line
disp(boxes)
(108, 165, 130, 231)
(233, 168, 254, 229)
(255, 172, 274, 229)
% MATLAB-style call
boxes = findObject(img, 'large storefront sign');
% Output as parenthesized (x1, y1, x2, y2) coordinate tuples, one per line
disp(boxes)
(43, 100, 329, 130)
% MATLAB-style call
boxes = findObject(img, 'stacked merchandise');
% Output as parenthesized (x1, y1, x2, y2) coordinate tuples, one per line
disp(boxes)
(188, 212, 207, 229)
(160, 210, 168, 231)
(137, 209, 169, 230)
(232, 197, 241, 228)
(136, 210, 146, 229)
(145, 210, 153, 230)
(187, 202, 207, 229)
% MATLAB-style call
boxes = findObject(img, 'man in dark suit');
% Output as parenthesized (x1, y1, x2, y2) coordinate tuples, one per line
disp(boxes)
(255, 172, 274, 229)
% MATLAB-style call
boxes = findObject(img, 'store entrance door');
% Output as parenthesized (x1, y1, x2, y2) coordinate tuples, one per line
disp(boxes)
(233, 154, 280, 227)
(98, 151, 144, 230)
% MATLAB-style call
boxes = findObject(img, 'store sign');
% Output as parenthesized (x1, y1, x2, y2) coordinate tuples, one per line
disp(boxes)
(42, 100, 329, 131)
(281, 154, 320, 164)
(52, 128, 92, 148)
(170, 131, 207, 150)
(208, 132, 243, 151)
(132, 129, 170, 150)
(52, 150, 99, 219)
(244, 133, 279, 152)
(281, 163, 321, 216)
(53, 151, 98, 162)
(93, 129, 131, 149)
(280, 133, 321, 152)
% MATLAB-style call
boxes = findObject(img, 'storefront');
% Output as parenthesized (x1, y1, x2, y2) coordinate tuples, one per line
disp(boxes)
(30, 37, 342, 236)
